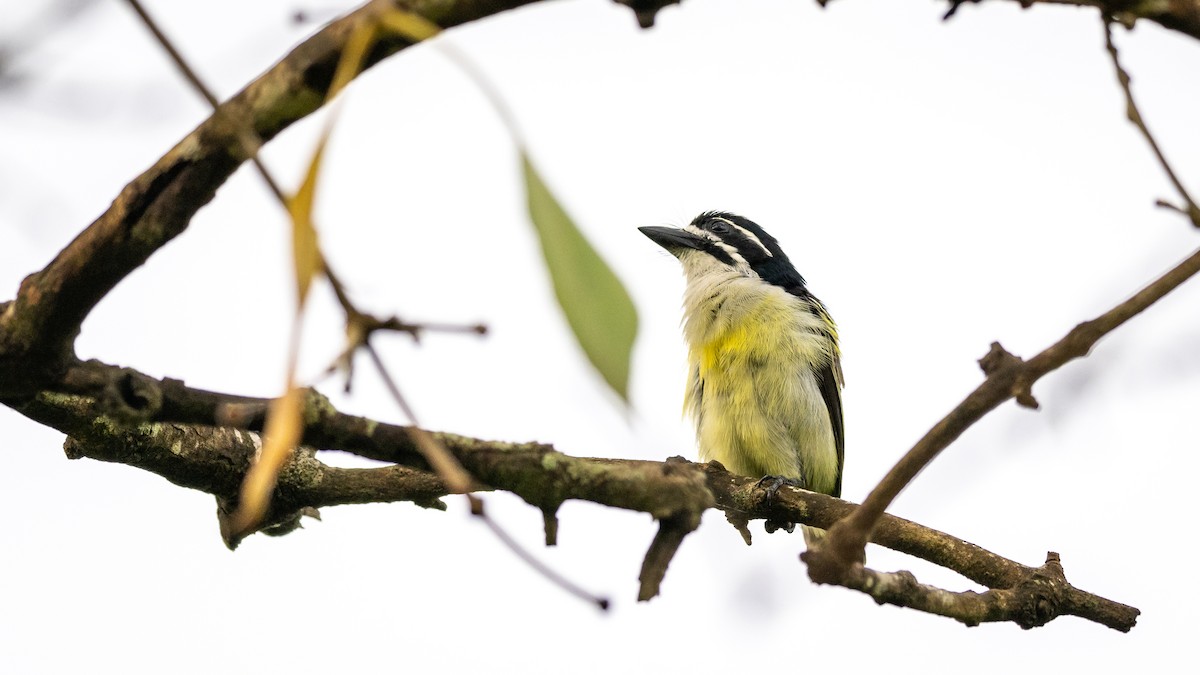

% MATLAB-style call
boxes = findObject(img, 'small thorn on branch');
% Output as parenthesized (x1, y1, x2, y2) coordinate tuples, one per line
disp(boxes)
(1013, 383, 1039, 409)
(1155, 199, 1186, 215)
(543, 506, 560, 546)
(612, 0, 680, 28)
(977, 342, 1037, 407)
(724, 511, 753, 546)
(978, 341, 1022, 376)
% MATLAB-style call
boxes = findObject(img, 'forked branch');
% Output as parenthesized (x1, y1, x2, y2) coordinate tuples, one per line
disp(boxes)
(815, 244, 1200, 580)
(10, 365, 1136, 629)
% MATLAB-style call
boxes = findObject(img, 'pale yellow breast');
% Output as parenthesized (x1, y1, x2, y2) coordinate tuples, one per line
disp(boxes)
(682, 282, 839, 494)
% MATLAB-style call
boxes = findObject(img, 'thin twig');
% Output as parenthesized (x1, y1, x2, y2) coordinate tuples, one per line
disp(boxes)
(126, 0, 478, 492)
(375, 317, 488, 338)
(123, 0, 290, 205)
(123, 0, 603, 608)
(363, 339, 608, 609)
(1103, 15, 1200, 227)
(362, 340, 474, 493)
(123, 0, 218, 108)
(813, 14, 1200, 569)
(821, 244, 1200, 568)
(323, 262, 486, 343)
(478, 510, 611, 610)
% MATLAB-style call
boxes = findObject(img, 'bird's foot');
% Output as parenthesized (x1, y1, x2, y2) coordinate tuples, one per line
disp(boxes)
(763, 519, 795, 534)
(755, 475, 806, 501)
(755, 475, 806, 535)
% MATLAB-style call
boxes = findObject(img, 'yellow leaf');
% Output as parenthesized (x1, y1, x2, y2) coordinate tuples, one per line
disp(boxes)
(376, 9, 441, 42)
(226, 386, 305, 541)
(328, 18, 377, 102)
(286, 129, 332, 308)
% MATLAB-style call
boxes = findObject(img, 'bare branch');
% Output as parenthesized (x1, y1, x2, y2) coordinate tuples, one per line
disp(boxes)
(12, 366, 1135, 628)
(817, 244, 1200, 583)
(638, 510, 700, 601)
(4, 0, 1182, 632)
(478, 509, 611, 610)
(934, 0, 1200, 42)
(122, 0, 219, 108)
(121, 0, 499, 540)
(362, 340, 475, 493)
(123, 0, 288, 205)
(0, 0, 538, 400)
(802, 550, 1135, 631)
(52, 359, 663, 609)
(710, 471, 1139, 631)
(20, 391, 449, 536)
(636, 455, 705, 601)
(1102, 15, 1200, 227)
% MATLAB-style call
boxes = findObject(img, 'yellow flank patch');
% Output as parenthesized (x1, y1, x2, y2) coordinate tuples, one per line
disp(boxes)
(700, 324, 751, 375)
(697, 296, 801, 379)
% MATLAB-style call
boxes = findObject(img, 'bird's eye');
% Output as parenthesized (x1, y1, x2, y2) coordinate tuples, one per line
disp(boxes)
(708, 222, 729, 234)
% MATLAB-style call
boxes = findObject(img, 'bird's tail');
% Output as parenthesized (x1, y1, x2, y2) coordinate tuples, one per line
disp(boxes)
(801, 524, 827, 550)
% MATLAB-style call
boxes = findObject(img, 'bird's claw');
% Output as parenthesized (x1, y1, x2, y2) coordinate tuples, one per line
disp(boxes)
(763, 519, 795, 534)
(756, 475, 806, 535)
(755, 475, 806, 501)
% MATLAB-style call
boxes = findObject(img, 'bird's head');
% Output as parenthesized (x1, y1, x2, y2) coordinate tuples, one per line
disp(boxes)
(639, 211, 805, 290)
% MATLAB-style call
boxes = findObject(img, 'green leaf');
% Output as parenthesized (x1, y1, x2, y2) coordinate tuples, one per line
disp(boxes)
(523, 154, 638, 401)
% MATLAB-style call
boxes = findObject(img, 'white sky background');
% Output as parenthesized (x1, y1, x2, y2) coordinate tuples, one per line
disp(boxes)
(1, 0, 1198, 671)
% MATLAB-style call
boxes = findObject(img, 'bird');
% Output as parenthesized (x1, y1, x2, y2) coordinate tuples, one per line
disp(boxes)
(640, 211, 843, 540)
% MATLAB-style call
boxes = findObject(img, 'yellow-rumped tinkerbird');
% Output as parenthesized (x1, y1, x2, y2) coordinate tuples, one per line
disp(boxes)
(641, 212, 844, 538)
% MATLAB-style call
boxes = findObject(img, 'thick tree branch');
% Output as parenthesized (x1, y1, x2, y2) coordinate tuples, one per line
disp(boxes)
(7, 1, 1195, 399)
(0, 0, 538, 399)
(710, 468, 1138, 631)
(2, 0, 1179, 631)
(11, 368, 1136, 628)
(18, 391, 450, 534)
(53, 359, 718, 519)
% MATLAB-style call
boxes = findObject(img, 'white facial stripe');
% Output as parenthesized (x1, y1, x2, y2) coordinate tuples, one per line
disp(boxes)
(714, 240, 746, 265)
(682, 224, 752, 271)
(712, 217, 773, 258)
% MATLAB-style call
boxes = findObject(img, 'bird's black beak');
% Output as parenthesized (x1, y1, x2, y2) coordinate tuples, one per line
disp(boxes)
(639, 226, 704, 253)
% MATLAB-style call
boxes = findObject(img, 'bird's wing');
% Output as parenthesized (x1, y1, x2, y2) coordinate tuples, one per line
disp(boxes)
(816, 356, 845, 498)
(799, 290, 845, 499)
